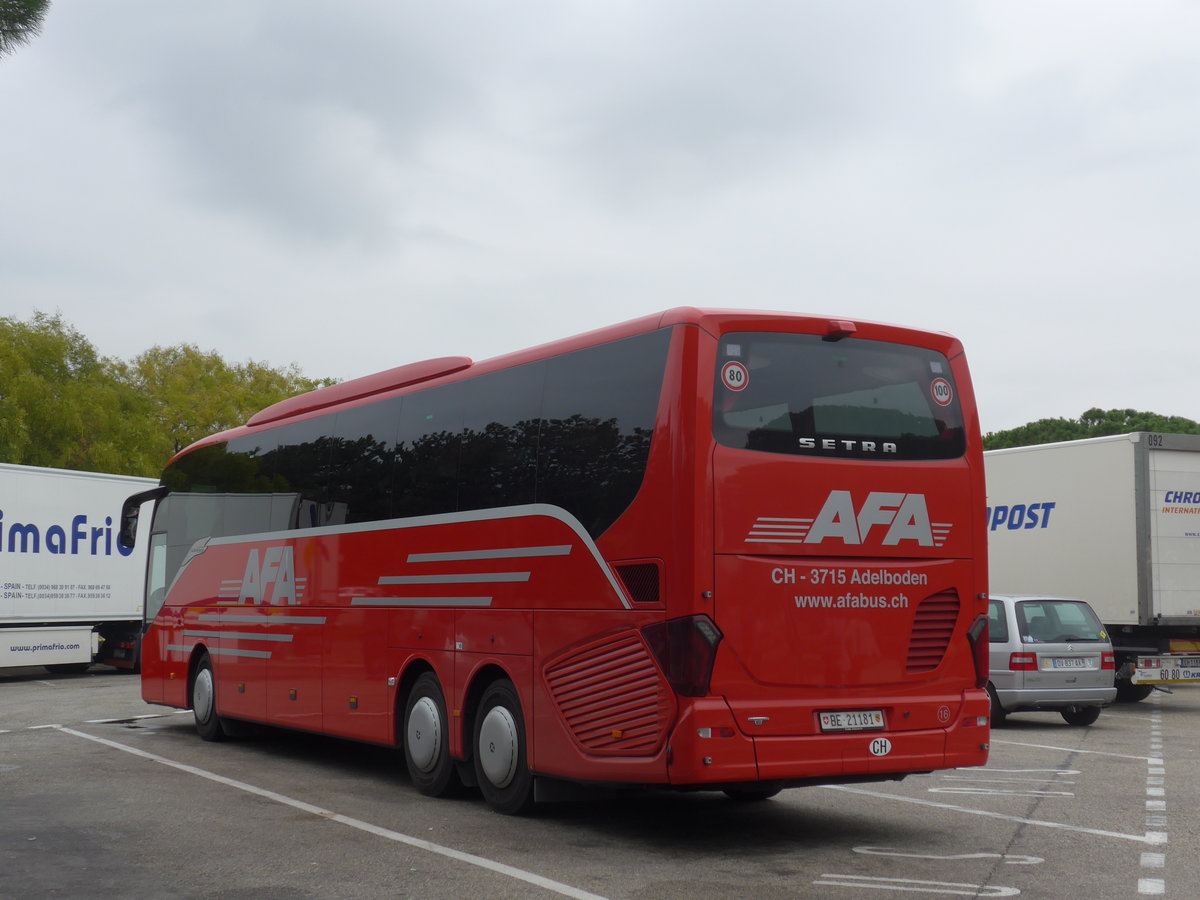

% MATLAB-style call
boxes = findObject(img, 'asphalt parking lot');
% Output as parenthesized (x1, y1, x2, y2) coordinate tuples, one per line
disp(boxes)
(2, 666, 1197, 899)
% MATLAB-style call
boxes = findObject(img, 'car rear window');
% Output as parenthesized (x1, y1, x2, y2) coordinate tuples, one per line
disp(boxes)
(1016, 599, 1106, 643)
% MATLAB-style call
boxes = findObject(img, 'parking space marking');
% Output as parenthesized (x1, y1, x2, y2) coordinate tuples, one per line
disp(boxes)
(990, 739, 1158, 762)
(57, 726, 611, 900)
(1138, 700, 1168, 897)
(823, 785, 1155, 843)
(853, 847, 1042, 865)
(813, 873, 1019, 896)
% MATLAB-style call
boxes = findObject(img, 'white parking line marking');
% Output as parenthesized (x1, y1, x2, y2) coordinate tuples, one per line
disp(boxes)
(990, 739, 1159, 762)
(57, 726, 610, 900)
(853, 847, 1042, 865)
(823, 785, 1155, 843)
(1138, 877, 1165, 895)
(814, 874, 1019, 896)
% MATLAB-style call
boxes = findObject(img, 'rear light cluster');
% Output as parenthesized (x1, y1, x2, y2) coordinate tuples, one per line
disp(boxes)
(642, 615, 722, 697)
(1008, 653, 1038, 671)
(1102, 652, 1116, 670)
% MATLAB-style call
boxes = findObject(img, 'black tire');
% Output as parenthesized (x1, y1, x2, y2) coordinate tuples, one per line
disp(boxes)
(191, 653, 227, 742)
(1115, 680, 1154, 703)
(44, 662, 91, 675)
(987, 683, 1007, 725)
(473, 679, 534, 815)
(403, 672, 461, 797)
(1061, 706, 1101, 727)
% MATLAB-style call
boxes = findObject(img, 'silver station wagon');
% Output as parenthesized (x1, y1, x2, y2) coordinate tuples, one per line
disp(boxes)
(987, 595, 1117, 726)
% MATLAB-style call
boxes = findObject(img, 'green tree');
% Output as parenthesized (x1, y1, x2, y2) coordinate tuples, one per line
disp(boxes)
(0, 311, 153, 472)
(984, 408, 1200, 450)
(1, 312, 331, 477)
(0, 0, 50, 60)
(120, 344, 331, 466)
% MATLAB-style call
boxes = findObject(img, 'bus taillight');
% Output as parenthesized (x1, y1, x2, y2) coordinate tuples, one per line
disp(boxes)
(642, 615, 723, 697)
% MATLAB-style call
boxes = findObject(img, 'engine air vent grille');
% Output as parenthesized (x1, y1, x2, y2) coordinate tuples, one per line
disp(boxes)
(907, 591, 960, 674)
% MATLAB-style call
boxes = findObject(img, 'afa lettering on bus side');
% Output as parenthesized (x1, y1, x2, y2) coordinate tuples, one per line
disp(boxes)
(749, 491, 952, 547)
(985, 502, 1056, 532)
(238, 546, 298, 604)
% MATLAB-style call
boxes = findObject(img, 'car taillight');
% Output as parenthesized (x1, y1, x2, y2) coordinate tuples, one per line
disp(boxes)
(966, 614, 988, 688)
(1009, 653, 1038, 671)
(642, 615, 723, 697)
(1102, 652, 1116, 670)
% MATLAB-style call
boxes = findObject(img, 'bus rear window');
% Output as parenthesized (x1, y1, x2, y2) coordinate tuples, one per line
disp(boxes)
(713, 332, 965, 460)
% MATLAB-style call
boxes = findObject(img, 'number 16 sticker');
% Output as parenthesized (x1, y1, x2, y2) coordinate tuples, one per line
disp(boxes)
(722, 361, 749, 392)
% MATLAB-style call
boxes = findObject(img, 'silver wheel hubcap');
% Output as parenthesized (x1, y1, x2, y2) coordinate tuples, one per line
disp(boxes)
(478, 705, 518, 789)
(407, 696, 442, 772)
(193, 668, 214, 724)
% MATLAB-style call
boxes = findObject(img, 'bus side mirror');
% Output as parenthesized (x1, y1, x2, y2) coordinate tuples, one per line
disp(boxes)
(120, 486, 168, 550)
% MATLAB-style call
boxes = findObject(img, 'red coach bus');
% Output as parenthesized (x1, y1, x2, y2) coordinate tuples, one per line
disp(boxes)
(122, 308, 990, 813)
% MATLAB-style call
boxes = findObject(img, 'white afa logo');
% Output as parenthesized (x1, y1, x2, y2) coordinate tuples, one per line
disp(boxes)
(746, 491, 954, 547)
(238, 546, 297, 605)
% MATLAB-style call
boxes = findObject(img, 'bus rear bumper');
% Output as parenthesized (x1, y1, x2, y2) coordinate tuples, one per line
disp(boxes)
(666, 695, 990, 786)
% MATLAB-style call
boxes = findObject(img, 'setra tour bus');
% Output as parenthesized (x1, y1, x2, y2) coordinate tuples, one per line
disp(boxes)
(121, 308, 991, 814)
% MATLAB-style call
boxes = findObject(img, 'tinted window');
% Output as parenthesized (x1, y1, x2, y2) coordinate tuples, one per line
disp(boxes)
(394, 382, 463, 519)
(538, 329, 670, 535)
(329, 397, 402, 525)
(161, 327, 673, 542)
(458, 363, 544, 513)
(713, 332, 965, 460)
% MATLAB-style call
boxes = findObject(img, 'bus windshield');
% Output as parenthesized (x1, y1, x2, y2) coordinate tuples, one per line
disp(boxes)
(713, 332, 965, 460)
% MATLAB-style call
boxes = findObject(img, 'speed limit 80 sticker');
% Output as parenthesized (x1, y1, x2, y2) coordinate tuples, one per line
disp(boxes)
(721, 361, 749, 392)
(930, 377, 953, 407)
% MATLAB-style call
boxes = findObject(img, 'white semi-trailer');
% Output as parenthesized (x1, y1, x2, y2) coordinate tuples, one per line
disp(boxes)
(984, 432, 1200, 701)
(1, 463, 154, 672)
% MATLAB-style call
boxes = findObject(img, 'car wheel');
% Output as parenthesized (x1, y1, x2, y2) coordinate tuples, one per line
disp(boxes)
(473, 679, 534, 815)
(1061, 706, 1101, 727)
(403, 671, 461, 797)
(987, 683, 1007, 725)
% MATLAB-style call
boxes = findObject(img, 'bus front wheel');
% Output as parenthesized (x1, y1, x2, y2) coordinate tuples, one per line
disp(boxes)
(403, 672, 460, 797)
(191, 653, 227, 742)
(473, 679, 534, 815)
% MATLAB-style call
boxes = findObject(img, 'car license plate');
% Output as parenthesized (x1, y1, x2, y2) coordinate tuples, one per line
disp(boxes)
(819, 709, 884, 732)
(1046, 657, 1090, 670)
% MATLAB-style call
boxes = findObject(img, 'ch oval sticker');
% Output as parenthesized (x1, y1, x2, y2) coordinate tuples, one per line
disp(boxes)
(869, 737, 893, 757)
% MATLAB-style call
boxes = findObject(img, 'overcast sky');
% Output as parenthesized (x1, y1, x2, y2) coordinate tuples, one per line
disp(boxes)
(3, 1, 1197, 433)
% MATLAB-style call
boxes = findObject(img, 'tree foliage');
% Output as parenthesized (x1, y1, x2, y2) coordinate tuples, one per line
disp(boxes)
(0, 0, 50, 60)
(984, 408, 1200, 450)
(1, 312, 329, 477)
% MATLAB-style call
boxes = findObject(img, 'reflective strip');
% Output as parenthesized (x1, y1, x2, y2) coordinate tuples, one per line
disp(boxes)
(407, 545, 572, 563)
(378, 572, 530, 585)
(350, 597, 493, 608)
(183, 630, 294, 642)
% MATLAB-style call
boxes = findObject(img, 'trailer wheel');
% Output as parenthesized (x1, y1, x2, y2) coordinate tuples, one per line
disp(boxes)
(1061, 706, 1101, 727)
(473, 679, 534, 815)
(1115, 680, 1153, 703)
(403, 672, 461, 797)
(191, 653, 227, 742)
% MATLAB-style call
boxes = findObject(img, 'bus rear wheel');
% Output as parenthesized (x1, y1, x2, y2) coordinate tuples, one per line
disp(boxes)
(191, 653, 227, 742)
(403, 672, 460, 797)
(473, 679, 534, 815)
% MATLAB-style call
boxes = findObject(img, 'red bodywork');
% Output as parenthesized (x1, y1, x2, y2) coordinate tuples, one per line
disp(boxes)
(141, 308, 990, 788)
